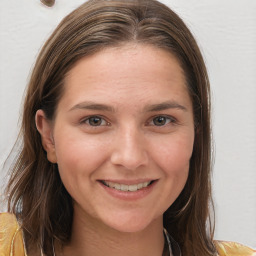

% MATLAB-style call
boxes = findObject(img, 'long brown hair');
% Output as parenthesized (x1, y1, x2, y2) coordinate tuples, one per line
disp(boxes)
(6, 0, 216, 255)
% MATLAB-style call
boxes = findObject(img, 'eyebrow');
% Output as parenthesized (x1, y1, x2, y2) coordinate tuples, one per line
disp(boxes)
(69, 101, 115, 112)
(69, 100, 187, 113)
(144, 101, 188, 112)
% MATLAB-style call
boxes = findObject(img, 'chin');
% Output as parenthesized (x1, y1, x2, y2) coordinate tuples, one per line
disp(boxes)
(109, 221, 151, 233)
(101, 211, 160, 233)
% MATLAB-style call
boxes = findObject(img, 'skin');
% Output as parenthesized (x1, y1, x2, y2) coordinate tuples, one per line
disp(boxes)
(36, 43, 195, 256)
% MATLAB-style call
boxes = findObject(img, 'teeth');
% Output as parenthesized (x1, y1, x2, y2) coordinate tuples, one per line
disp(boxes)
(114, 183, 121, 190)
(103, 181, 151, 192)
(121, 184, 128, 191)
(137, 183, 143, 189)
(128, 184, 138, 192)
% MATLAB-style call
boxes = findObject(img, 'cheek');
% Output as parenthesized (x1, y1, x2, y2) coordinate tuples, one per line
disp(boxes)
(53, 130, 111, 181)
(156, 134, 193, 207)
(152, 132, 193, 202)
(153, 133, 194, 175)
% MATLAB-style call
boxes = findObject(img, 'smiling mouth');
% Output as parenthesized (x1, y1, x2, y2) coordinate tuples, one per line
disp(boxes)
(100, 180, 155, 192)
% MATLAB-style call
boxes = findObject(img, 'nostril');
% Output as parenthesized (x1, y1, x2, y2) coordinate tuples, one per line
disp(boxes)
(40, 0, 55, 7)
(110, 131, 149, 170)
(110, 149, 148, 171)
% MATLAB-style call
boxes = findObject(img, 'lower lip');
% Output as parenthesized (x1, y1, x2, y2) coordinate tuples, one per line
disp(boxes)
(98, 181, 158, 201)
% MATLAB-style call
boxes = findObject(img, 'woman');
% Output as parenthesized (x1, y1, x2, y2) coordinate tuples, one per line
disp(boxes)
(0, 0, 255, 255)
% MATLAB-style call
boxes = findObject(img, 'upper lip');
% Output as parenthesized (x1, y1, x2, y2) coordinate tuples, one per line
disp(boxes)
(98, 179, 157, 185)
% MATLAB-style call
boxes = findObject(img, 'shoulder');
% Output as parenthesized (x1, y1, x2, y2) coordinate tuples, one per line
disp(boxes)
(215, 240, 256, 256)
(0, 212, 27, 256)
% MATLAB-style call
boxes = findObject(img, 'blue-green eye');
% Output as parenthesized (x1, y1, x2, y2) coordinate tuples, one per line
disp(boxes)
(151, 116, 174, 126)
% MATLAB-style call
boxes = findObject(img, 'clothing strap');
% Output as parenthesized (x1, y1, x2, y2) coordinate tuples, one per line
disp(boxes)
(164, 228, 182, 256)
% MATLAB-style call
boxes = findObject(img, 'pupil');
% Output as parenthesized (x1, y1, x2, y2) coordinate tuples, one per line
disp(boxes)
(153, 116, 166, 126)
(89, 117, 102, 126)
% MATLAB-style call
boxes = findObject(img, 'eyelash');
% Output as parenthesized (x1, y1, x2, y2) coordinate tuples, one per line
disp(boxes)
(80, 115, 177, 127)
(148, 115, 177, 127)
(80, 116, 110, 127)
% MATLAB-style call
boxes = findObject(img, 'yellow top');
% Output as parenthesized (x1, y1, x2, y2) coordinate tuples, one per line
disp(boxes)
(0, 212, 255, 256)
(0, 213, 27, 256)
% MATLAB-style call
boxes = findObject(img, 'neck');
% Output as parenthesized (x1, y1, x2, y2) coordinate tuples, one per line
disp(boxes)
(59, 208, 165, 256)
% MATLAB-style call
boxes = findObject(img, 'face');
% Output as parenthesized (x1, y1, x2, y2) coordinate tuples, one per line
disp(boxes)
(37, 44, 194, 233)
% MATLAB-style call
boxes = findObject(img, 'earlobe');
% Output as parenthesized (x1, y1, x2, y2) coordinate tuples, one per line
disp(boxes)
(35, 110, 57, 163)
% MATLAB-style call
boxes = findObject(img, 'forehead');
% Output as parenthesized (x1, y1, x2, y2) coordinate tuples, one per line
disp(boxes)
(60, 43, 191, 111)
(66, 43, 185, 83)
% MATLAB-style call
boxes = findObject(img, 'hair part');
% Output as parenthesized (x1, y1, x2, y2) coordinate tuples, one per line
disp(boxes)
(6, 0, 216, 255)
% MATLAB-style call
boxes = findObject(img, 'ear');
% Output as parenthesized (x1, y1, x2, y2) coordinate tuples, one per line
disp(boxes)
(35, 109, 57, 163)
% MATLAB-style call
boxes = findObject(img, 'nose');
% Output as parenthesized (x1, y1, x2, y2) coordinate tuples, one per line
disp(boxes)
(110, 126, 148, 170)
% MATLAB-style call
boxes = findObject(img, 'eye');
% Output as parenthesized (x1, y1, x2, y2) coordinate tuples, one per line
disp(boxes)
(82, 116, 109, 126)
(149, 115, 175, 126)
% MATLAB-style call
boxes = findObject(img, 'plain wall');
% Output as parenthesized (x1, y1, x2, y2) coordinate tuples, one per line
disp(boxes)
(0, 0, 255, 247)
